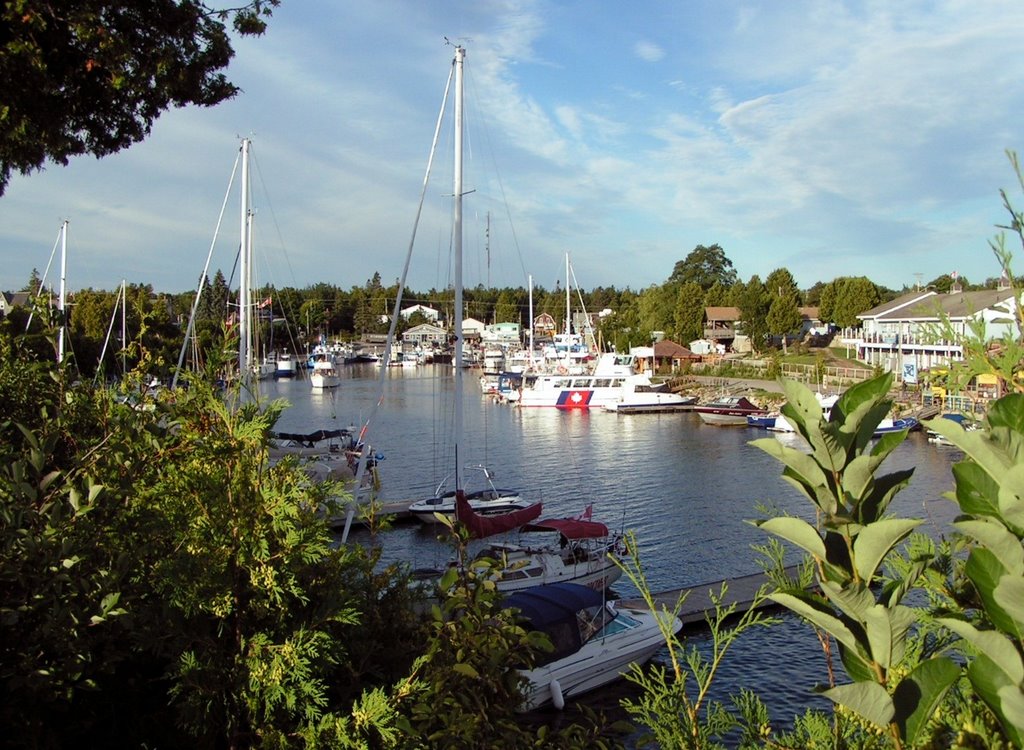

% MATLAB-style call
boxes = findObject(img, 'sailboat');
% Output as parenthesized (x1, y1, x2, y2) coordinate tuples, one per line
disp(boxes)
(406, 45, 538, 526)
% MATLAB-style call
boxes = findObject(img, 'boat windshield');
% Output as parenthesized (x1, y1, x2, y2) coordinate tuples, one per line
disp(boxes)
(576, 602, 617, 644)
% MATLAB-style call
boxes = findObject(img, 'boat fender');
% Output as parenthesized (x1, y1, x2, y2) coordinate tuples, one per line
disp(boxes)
(550, 678, 565, 710)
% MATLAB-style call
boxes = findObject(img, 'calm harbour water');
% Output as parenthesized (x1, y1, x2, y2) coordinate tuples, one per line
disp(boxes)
(267, 363, 963, 738)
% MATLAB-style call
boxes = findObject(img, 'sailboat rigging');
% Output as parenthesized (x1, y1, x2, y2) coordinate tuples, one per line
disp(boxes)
(405, 45, 538, 525)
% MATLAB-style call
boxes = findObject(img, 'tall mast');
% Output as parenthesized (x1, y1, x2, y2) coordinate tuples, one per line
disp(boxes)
(57, 220, 67, 364)
(453, 45, 465, 491)
(238, 138, 251, 386)
(565, 252, 570, 335)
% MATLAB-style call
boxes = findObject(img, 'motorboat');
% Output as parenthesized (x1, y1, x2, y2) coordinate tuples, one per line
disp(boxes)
(603, 374, 697, 413)
(309, 355, 341, 389)
(746, 412, 779, 429)
(927, 412, 976, 446)
(274, 351, 298, 379)
(693, 395, 767, 426)
(873, 416, 920, 437)
(515, 352, 639, 409)
(755, 393, 839, 432)
(505, 583, 681, 711)
(407, 465, 536, 525)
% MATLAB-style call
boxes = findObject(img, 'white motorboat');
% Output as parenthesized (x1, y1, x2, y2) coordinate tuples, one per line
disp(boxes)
(309, 355, 341, 389)
(407, 465, 536, 525)
(274, 351, 298, 379)
(515, 352, 638, 409)
(506, 583, 681, 711)
(603, 374, 697, 413)
(693, 395, 767, 426)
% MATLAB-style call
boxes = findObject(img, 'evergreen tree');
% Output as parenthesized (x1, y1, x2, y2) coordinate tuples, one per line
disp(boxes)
(737, 275, 770, 353)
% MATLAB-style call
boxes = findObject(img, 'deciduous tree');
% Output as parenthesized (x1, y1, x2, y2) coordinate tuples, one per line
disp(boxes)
(0, 1, 279, 194)
(668, 244, 738, 291)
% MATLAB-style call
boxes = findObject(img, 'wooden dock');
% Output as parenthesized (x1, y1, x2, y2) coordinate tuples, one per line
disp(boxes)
(619, 566, 800, 626)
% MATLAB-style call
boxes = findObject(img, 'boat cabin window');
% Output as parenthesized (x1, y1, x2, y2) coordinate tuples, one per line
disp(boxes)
(593, 378, 611, 387)
(571, 378, 591, 388)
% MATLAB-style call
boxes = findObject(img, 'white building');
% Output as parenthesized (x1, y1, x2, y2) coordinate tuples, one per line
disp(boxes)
(854, 284, 1020, 379)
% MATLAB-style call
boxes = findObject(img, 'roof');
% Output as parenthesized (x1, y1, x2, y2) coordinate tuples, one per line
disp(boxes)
(705, 306, 740, 321)
(862, 289, 1018, 322)
(858, 290, 936, 319)
(654, 339, 698, 359)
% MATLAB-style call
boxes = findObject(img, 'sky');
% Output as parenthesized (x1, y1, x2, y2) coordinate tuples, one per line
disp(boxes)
(2, 0, 1024, 299)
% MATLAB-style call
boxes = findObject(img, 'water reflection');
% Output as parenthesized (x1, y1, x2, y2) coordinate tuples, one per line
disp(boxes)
(272, 364, 963, 732)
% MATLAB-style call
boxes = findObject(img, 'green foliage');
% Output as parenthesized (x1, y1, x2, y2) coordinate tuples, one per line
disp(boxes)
(0, 338, 429, 747)
(751, 375, 959, 747)
(668, 244, 738, 290)
(403, 520, 615, 749)
(927, 394, 1024, 746)
(614, 531, 779, 750)
(0, 1, 280, 194)
(737, 275, 770, 353)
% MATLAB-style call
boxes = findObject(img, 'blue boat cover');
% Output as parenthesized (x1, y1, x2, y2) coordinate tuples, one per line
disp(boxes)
(505, 584, 610, 664)
(505, 583, 602, 629)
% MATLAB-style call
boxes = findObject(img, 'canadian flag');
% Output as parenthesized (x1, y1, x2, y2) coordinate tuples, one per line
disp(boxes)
(950, 271, 959, 280)
(575, 504, 593, 521)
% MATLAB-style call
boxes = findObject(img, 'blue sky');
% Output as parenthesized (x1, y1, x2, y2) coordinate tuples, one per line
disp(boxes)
(2, 0, 1023, 297)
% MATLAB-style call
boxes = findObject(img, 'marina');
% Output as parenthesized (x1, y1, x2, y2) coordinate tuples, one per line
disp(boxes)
(267, 361, 964, 724)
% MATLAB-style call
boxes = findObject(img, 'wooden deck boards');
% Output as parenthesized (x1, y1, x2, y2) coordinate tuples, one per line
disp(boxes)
(619, 566, 799, 626)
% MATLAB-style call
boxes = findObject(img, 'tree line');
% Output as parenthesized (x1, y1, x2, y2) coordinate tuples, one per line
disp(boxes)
(7, 243, 1009, 380)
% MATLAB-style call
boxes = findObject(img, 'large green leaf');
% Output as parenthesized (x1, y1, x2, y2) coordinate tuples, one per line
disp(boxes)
(955, 518, 1024, 575)
(939, 618, 1024, 684)
(950, 461, 1001, 518)
(755, 517, 827, 559)
(987, 394, 1024, 435)
(997, 684, 1024, 745)
(771, 591, 862, 654)
(853, 518, 921, 583)
(967, 656, 1024, 747)
(892, 657, 961, 746)
(864, 604, 894, 669)
(994, 576, 1024, 638)
(751, 438, 830, 497)
(819, 580, 875, 622)
(857, 468, 915, 523)
(997, 463, 1024, 532)
(964, 547, 1019, 634)
(926, 417, 1011, 479)
(820, 681, 895, 728)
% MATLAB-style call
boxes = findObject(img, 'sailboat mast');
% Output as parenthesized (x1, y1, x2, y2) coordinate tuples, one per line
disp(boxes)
(238, 138, 251, 386)
(453, 45, 465, 490)
(528, 274, 534, 366)
(564, 252, 570, 335)
(57, 220, 67, 364)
